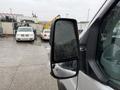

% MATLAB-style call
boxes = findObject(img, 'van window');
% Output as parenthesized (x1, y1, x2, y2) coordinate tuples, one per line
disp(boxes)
(97, 1, 120, 85)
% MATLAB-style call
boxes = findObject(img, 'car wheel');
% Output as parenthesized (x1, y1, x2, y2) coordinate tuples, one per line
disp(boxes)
(31, 40, 34, 43)
(40, 37, 44, 41)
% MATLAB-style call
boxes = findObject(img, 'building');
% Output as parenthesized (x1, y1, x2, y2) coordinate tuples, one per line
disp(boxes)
(16, 16, 40, 23)
(0, 13, 41, 24)
(78, 21, 89, 30)
(0, 13, 24, 20)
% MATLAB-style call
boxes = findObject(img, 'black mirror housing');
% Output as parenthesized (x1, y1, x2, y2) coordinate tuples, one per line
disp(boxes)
(50, 18, 80, 79)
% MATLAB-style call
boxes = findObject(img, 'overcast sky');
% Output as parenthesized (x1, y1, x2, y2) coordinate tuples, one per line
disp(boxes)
(0, 0, 105, 21)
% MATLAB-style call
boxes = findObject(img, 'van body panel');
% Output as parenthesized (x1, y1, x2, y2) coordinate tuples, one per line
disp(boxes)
(77, 71, 114, 90)
(58, 77, 77, 90)
(58, 71, 114, 90)
(52, 0, 120, 90)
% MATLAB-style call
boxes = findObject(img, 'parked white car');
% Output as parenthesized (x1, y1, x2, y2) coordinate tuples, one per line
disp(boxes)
(40, 29, 50, 40)
(16, 27, 35, 41)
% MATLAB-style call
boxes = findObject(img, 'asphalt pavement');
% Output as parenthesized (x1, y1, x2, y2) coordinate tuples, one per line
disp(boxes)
(0, 37, 57, 90)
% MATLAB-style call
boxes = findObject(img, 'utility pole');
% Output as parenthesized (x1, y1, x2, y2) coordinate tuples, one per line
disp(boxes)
(9, 8, 12, 14)
(87, 9, 90, 21)
(9, 8, 14, 19)
(10, 8, 14, 35)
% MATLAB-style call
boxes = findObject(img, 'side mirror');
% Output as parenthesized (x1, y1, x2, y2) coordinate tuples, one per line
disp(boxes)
(50, 18, 80, 79)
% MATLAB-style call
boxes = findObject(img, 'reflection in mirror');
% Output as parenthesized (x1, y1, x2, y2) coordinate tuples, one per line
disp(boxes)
(54, 20, 79, 62)
(53, 61, 77, 78)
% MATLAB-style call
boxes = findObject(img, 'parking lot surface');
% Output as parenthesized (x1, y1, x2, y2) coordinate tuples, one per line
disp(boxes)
(0, 37, 57, 90)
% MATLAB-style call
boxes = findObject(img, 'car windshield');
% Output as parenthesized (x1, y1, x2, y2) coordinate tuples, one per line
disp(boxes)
(17, 27, 33, 32)
(44, 30, 50, 33)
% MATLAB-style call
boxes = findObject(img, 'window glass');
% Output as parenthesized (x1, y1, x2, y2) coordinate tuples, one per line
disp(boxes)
(44, 31, 50, 33)
(17, 27, 33, 32)
(97, 1, 120, 85)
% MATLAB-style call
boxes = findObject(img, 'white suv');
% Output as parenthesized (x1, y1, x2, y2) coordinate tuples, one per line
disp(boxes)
(40, 29, 50, 40)
(16, 27, 35, 42)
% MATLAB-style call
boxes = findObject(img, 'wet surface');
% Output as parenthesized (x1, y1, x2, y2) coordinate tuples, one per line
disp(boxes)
(0, 36, 57, 90)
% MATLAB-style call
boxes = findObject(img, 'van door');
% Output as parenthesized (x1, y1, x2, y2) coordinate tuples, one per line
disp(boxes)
(77, 71, 113, 90)
(77, 1, 120, 90)
(58, 77, 77, 90)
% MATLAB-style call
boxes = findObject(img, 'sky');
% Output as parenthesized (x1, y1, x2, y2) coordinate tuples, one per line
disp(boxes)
(0, 0, 105, 21)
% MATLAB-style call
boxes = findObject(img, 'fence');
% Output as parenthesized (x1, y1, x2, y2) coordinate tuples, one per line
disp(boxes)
(1, 22, 43, 36)
(2, 22, 13, 35)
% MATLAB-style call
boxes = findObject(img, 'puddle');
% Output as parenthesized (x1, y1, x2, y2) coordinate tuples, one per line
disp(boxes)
(33, 39, 42, 46)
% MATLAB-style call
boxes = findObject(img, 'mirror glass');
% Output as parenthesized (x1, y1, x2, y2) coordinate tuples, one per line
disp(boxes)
(54, 20, 79, 62)
(52, 60, 77, 78)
